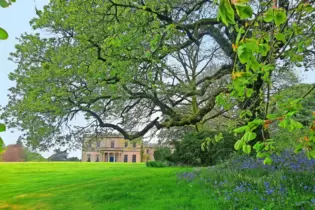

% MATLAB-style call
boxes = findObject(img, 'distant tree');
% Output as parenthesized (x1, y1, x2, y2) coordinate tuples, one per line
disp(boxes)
(16, 138, 23, 146)
(1, 144, 24, 162)
(23, 148, 46, 162)
(48, 149, 68, 161)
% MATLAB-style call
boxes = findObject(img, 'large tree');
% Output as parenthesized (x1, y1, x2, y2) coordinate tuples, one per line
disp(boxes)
(2, 0, 315, 152)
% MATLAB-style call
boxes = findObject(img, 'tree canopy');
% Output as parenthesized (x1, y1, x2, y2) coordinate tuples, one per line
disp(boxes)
(2, 0, 315, 159)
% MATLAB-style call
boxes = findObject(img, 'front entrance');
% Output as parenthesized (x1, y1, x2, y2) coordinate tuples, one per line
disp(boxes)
(104, 152, 122, 162)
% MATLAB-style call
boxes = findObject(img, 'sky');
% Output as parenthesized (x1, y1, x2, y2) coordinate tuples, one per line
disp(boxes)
(0, 1, 315, 159)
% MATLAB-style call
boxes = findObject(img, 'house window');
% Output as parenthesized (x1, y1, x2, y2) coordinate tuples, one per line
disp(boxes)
(96, 141, 100, 148)
(124, 155, 128, 162)
(125, 141, 128, 148)
(132, 154, 136, 162)
(146, 149, 150, 154)
(133, 142, 136, 148)
(87, 154, 91, 162)
(96, 155, 99, 162)
(111, 141, 115, 148)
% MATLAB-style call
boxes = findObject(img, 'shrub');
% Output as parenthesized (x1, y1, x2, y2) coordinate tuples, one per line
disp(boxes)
(153, 147, 171, 161)
(146, 161, 167, 168)
(167, 130, 237, 166)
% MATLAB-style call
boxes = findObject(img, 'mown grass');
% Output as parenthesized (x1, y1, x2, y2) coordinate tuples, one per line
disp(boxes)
(0, 162, 216, 210)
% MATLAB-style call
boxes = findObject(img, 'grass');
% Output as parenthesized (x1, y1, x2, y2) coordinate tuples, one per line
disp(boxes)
(0, 162, 216, 210)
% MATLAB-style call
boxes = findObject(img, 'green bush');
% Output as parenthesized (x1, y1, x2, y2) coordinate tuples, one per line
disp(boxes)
(166, 130, 237, 166)
(146, 161, 167, 168)
(153, 147, 171, 161)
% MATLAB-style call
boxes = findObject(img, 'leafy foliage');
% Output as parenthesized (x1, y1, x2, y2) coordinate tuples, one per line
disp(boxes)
(1, 0, 315, 162)
(153, 147, 171, 162)
(167, 130, 237, 166)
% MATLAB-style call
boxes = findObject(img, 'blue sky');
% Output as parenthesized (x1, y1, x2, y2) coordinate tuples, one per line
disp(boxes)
(0, 0, 83, 158)
(0, 1, 314, 158)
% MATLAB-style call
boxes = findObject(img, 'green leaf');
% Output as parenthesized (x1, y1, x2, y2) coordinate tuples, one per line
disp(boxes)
(250, 119, 265, 126)
(217, 0, 235, 26)
(0, 123, 6, 132)
(237, 44, 252, 64)
(0, 137, 3, 152)
(257, 152, 267, 158)
(279, 118, 289, 129)
(235, 27, 245, 44)
(242, 131, 256, 142)
(275, 33, 286, 43)
(263, 157, 273, 165)
(233, 125, 248, 133)
(0, 0, 9, 8)
(274, 9, 287, 26)
(266, 114, 278, 120)
(309, 150, 315, 159)
(0, 27, 9, 40)
(235, 4, 253, 19)
(214, 133, 224, 142)
(242, 144, 251, 154)
(259, 43, 271, 56)
(234, 140, 244, 150)
(264, 8, 274, 22)
(290, 118, 303, 130)
(246, 88, 254, 97)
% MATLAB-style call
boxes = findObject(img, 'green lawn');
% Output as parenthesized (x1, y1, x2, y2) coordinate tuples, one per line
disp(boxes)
(0, 163, 215, 210)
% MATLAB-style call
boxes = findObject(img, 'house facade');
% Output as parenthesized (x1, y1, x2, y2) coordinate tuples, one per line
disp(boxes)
(81, 135, 155, 163)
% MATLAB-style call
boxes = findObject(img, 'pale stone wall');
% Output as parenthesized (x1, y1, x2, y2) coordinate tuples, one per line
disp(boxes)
(82, 135, 154, 163)
(121, 151, 141, 163)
